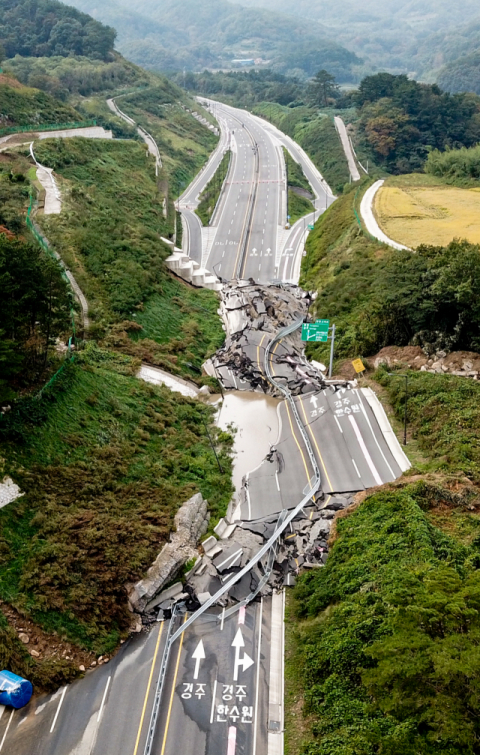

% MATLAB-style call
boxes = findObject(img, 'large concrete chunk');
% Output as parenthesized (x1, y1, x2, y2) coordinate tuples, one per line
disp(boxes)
(128, 492, 210, 613)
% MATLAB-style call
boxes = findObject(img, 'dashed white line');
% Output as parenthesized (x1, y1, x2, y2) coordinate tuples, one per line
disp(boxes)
(352, 458, 361, 478)
(0, 709, 14, 753)
(50, 686, 67, 733)
(97, 676, 111, 722)
(210, 678, 218, 724)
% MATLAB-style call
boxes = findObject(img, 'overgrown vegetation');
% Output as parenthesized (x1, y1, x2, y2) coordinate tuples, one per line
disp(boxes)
(0, 233, 71, 403)
(426, 143, 480, 183)
(283, 147, 314, 223)
(31, 137, 223, 379)
(288, 481, 480, 755)
(5, 53, 148, 100)
(378, 368, 480, 483)
(0, 347, 233, 662)
(114, 87, 218, 198)
(0, 75, 82, 130)
(196, 150, 231, 226)
(0, 0, 116, 61)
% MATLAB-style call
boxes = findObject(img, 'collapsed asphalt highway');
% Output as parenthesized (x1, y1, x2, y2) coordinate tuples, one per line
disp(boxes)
(0, 102, 409, 755)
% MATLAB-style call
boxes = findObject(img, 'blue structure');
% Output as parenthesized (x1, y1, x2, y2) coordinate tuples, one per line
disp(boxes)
(0, 670, 33, 709)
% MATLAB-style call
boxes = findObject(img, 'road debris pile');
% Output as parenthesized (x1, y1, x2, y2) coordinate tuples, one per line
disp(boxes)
(204, 280, 327, 397)
(140, 494, 355, 624)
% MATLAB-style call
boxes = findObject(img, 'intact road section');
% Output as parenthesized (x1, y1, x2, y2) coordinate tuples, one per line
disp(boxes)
(180, 99, 334, 284)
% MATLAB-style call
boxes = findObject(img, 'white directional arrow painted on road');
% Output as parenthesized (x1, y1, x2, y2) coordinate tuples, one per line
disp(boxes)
(251, 248, 257, 256)
(232, 628, 254, 681)
(265, 248, 272, 256)
(310, 395, 318, 409)
(192, 640, 206, 680)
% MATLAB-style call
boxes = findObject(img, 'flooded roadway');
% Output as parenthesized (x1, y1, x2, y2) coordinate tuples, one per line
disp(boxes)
(214, 392, 280, 504)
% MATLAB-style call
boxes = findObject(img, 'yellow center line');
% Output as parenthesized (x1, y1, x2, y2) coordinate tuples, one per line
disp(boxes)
(133, 621, 165, 755)
(257, 333, 268, 376)
(284, 400, 311, 487)
(299, 397, 334, 493)
(269, 340, 281, 377)
(160, 614, 188, 755)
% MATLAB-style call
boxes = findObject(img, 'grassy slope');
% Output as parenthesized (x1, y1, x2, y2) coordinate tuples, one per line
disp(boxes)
(253, 103, 351, 193)
(0, 75, 82, 130)
(284, 147, 313, 223)
(34, 137, 224, 379)
(0, 346, 233, 680)
(299, 181, 387, 365)
(116, 87, 219, 199)
(196, 150, 231, 226)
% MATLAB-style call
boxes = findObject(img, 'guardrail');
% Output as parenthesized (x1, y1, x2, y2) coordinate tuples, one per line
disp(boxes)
(142, 317, 322, 755)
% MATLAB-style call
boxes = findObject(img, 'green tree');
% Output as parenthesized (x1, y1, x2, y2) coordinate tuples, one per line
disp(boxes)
(308, 69, 337, 108)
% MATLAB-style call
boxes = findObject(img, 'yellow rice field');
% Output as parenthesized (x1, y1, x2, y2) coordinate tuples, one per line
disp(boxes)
(374, 185, 480, 247)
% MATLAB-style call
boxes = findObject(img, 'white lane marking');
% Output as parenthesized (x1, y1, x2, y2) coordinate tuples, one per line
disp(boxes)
(238, 606, 246, 625)
(210, 678, 218, 724)
(220, 606, 226, 631)
(348, 415, 383, 485)
(0, 708, 3, 723)
(352, 458, 361, 478)
(334, 416, 343, 434)
(253, 598, 263, 755)
(222, 250, 225, 257)
(246, 474, 252, 520)
(97, 676, 111, 722)
(228, 726, 237, 755)
(258, 264, 261, 271)
(275, 471, 280, 491)
(354, 390, 396, 479)
(0, 709, 14, 752)
(50, 686, 67, 733)
(215, 548, 243, 570)
(218, 264, 221, 271)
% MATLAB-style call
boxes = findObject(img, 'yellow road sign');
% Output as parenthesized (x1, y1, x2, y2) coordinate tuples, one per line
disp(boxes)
(352, 358, 366, 374)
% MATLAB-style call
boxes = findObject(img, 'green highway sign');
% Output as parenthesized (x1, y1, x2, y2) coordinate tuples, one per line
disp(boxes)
(301, 319, 330, 342)
(308, 224, 315, 230)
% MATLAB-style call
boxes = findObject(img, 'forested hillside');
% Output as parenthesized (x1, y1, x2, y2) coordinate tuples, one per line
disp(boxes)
(236, 0, 480, 82)
(0, 0, 116, 60)
(355, 73, 480, 173)
(66, 0, 361, 81)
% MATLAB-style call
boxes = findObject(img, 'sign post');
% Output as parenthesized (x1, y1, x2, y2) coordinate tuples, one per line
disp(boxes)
(352, 358, 366, 376)
(302, 320, 336, 377)
(328, 324, 336, 378)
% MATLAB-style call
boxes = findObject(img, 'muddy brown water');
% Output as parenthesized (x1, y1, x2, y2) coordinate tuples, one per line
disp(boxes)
(213, 391, 280, 501)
